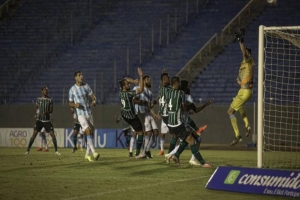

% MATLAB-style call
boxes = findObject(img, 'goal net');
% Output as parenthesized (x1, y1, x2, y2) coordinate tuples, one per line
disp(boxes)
(258, 26, 300, 169)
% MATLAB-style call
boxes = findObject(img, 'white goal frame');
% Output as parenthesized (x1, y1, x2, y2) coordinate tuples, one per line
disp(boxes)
(257, 25, 300, 168)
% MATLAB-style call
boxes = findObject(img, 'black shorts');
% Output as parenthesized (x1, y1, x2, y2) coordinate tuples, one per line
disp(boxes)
(168, 123, 189, 141)
(122, 115, 143, 132)
(34, 120, 54, 133)
(73, 123, 81, 132)
(162, 116, 168, 126)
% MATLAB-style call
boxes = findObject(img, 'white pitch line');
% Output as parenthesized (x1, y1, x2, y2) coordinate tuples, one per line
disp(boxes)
(63, 175, 209, 200)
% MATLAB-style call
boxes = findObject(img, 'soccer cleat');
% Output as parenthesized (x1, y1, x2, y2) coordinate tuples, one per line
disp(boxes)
(43, 149, 49, 152)
(37, 147, 42, 151)
(135, 153, 146, 159)
(129, 152, 133, 157)
(25, 151, 29, 155)
(157, 150, 164, 156)
(189, 160, 201, 166)
(201, 163, 213, 168)
(93, 152, 100, 161)
(172, 156, 180, 166)
(165, 154, 171, 164)
(85, 155, 94, 162)
(245, 126, 251, 137)
(72, 147, 77, 153)
(145, 151, 153, 159)
(55, 151, 61, 156)
(196, 125, 207, 135)
(230, 136, 242, 146)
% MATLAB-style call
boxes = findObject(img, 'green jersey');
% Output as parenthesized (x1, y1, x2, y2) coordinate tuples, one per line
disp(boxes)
(36, 96, 53, 122)
(119, 90, 137, 119)
(167, 89, 185, 127)
(158, 85, 172, 117)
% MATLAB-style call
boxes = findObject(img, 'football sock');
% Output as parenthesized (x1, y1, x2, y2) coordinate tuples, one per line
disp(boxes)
(174, 140, 188, 158)
(27, 138, 35, 151)
(143, 135, 150, 153)
(160, 138, 165, 151)
(136, 135, 144, 156)
(230, 114, 240, 138)
(42, 134, 47, 149)
(85, 143, 91, 156)
(52, 138, 58, 151)
(125, 136, 130, 147)
(168, 137, 177, 153)
(73, 134, 78, 149)
(87, 136, 95, 154)
(169, 144, 179, 157)
(129, 137, 135, 152)
(239, 107, 249, 128)
(39, 134, 43, 148)
(146, 135, 152, 151)
(190, 144, 205, 165)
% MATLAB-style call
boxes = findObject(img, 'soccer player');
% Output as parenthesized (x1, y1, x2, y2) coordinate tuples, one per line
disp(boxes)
(37, 128, 48, 152)
(157, 70, 172, 156)
(165, 77, 212, 167)
(135, 75, 160, 159)
(228, 28, 254, 146)
(115, 115, 132, 155)
(119, 67, 145, 158)
(166, 80, 212, 166)
(70, 107, 82, 153)
(69, 71, 99, 162)
(25, 87, 60, 155)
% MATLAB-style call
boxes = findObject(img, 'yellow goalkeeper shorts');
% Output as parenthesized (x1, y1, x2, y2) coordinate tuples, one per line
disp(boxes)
(230, 88, 253, 111)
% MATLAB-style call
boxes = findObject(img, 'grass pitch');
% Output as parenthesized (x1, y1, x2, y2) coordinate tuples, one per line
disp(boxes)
(0, 147, 288, 200)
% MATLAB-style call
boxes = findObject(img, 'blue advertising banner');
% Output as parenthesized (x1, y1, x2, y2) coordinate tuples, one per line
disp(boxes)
(64, 128, 127, 148)
(206, 166, 300, 198)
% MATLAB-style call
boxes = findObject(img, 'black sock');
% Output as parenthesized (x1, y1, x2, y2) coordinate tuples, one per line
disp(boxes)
(73, 135, 77, 149)
(27, 138, 35, 151)
(174, 140, 188, 158)
(52, 138, 58, 152)
(136, 135, 144, 156)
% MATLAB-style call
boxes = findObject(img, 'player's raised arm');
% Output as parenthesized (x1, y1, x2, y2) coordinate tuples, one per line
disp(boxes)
(235, 28, 248, 59)
(135, 67, 144, 94)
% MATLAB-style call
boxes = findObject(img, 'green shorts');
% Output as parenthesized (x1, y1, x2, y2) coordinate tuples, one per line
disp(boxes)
(230, 89, 253, 111)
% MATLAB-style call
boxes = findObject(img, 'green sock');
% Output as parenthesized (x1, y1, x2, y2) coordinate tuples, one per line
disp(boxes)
(190, 144, 205, 165)
(73, 135, 77, 148)
(136, 135, 144, 156)
(168, 137, 177, 153)
(174, 140, 188, 158)
(187, 116, 198, 131)
(52, 138, 58, 152)
(26, 138, 35, 151)
(239, 107, 249, 128)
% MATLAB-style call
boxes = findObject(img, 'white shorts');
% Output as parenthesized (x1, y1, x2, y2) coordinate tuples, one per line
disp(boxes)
(144, 115, 158, 132)
(78, 115, 95, 134)
(160, 119, 169, 134)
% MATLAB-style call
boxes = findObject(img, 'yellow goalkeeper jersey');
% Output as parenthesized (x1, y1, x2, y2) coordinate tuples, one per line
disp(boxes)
(238, 57, 255, 88)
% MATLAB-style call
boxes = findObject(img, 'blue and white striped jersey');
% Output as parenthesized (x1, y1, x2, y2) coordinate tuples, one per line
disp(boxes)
(69, 83, 93, 116)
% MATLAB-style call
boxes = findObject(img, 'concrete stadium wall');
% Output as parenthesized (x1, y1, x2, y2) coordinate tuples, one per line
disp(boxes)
(0, 104, 257, 145)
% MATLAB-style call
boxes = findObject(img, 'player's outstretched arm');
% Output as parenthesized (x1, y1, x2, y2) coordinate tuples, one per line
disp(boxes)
(135, 67, 144, 94)
(235, 28, 248, 59)
(189, 99, 213, 113)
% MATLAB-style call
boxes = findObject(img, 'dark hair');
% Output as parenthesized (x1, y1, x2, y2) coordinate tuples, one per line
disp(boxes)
(161, 73, 169, 81)
(41, 86, 48, 91)
(143, 75, 150, 80)
(180, 80, 189, 92)
(118, 79, 126, 89)
(246, 47, 251, 55)
(74, 70, 82, 77)
(171, 76, 180, 86)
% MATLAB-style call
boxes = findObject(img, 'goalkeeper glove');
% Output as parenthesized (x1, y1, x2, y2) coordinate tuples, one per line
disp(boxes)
(235, 27, 245, 43)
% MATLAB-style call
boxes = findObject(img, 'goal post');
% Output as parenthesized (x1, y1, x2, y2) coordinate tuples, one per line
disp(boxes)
(258, 25, 300, 169)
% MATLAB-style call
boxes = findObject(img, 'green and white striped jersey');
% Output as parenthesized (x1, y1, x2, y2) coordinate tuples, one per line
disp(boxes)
(119, 90, 137, 119)
(36, 96, 53, 122)
(158, 85, 172, 117)
(166, 89, 185, 127)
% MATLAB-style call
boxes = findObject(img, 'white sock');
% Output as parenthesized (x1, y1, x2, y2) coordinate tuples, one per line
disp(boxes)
(169, 145, 180, 157)
(85, 143, 91, 156)
(190, 154, 196, 161)
(146, 135, 152, 151)
(87, 137, 95, 154)
(160, 138, 165, 151)
(78, 138, 83, 148)
(42, 134, 48, 149)
(39, 135, 43, 148)
(129, 137, 135, 152)
(143, 135, 150, 154)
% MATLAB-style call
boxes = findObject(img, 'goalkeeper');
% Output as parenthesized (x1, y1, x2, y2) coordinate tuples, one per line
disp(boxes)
(228, 27, 255, 146)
